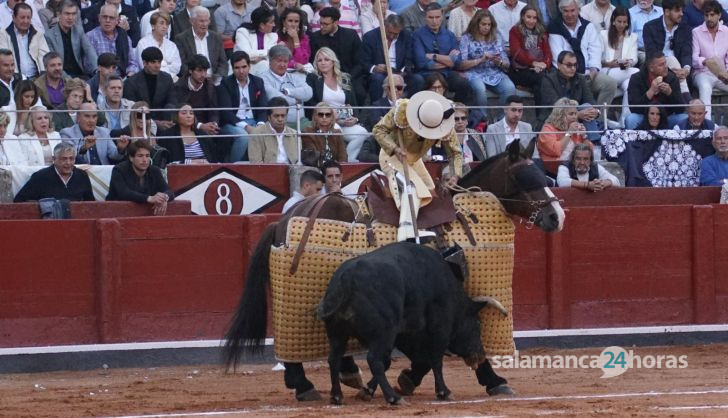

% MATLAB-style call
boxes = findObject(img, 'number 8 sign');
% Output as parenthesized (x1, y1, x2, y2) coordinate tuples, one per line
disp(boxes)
(204, 179, 244, 215)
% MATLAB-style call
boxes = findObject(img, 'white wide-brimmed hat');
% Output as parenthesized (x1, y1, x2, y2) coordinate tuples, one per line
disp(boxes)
(405, 91, 456, 139)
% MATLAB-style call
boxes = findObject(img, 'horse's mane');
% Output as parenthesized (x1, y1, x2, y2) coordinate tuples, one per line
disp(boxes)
(458, 152, 506, 186)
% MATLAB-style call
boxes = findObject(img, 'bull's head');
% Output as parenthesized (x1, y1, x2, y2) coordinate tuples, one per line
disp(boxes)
(450, 296, 509, 370)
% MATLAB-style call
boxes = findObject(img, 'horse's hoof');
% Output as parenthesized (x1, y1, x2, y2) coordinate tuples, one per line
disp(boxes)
(340, 371, 364, 389)
(356, 388, 373, 402)
(295, 388, 322, 401)
(389, 395, 407, 405)
(397, 371, 417, 396)
(436, 390, 453, 401)
(486, 384, 514, 396)
(330, 394, 344, 405)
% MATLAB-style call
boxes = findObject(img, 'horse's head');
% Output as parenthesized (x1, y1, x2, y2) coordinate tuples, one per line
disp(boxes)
(458, 139, 565, 232)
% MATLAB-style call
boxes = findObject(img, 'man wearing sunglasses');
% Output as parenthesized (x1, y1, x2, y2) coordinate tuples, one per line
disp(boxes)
(642, 0, 692, 98)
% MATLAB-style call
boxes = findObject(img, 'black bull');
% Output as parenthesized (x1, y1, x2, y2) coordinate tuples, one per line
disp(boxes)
(319, 242, 508, 405)
(223, 139, 565, 400)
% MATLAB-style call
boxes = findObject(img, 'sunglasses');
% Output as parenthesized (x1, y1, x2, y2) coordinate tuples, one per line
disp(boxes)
(317, 112, 333, 118)
(454, 116, 467, 121)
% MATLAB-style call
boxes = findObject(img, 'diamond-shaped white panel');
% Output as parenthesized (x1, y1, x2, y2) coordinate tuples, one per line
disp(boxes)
(176, 171, 277, 215)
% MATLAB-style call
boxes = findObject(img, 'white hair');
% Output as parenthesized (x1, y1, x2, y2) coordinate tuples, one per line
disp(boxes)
(190, 5, 210, 19)
(558, 0, 580, 11)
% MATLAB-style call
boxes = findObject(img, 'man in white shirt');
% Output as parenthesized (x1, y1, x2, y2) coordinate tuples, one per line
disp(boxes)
(629, 0, 663, 53)
(485, 95, 535, 158)
(488, 0, 526, 49)
(259, 44, 313, 124)
(174, 6, 227, 85)
(283, 170, 325, 213)
(0, 0, 43, 35)
(557, 143, 620, 189)
(247, 96, 300, 164)
(580, 0, 615, 32)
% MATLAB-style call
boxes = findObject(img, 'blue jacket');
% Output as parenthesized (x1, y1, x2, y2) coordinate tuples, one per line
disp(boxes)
(412, 25, 461, 75)
(699, 154, 728, 186)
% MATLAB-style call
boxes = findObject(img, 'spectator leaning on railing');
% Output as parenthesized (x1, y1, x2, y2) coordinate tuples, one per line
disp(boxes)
(13, 142, 94, 202)
(699, 126, 728, 186)
(556, 143, 620, 190)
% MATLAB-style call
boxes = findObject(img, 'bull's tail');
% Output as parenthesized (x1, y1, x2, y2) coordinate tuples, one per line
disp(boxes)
(223, 223, 276, 371)
(316, 260, 354, 321)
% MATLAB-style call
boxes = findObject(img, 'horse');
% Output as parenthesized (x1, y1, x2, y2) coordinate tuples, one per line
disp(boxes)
(223, 138, 565, 401)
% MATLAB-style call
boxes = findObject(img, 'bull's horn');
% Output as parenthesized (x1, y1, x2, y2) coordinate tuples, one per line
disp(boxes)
(472, 296, 508, 317)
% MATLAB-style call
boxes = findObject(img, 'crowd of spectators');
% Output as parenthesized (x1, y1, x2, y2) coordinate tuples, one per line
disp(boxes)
(4, 0, 728, 208)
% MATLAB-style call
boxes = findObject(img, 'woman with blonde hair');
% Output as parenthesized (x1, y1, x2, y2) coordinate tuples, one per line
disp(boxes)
(538, 98, 589, 161)
(301, 102, 348, 167)
(18, 106, 61, 166)
(306, 47, 368, 161)
(0, 111, 25, 165)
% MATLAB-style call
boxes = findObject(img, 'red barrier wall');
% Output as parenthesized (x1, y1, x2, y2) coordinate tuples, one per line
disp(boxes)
(1, 193, 726, 348)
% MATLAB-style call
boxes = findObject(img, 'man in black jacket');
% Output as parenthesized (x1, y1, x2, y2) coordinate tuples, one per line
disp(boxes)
(626, 51, 687, 129)
(106, 140, 174, 215)
(123, 46, 177, 128)
(14, 143, 95, 202)
(643, 0, 692, 96)
(0, 48, 20, 107)
(218, 51, 268, 162)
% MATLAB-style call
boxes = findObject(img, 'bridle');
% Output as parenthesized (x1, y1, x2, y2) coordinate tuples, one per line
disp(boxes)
(499, 159, 562, 229)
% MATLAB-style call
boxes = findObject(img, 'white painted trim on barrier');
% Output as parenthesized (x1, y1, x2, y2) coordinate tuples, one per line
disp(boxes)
(3, 324, 728, 356)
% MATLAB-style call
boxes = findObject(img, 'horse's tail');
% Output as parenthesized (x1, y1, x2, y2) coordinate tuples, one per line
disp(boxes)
(223, 222, 276, 370)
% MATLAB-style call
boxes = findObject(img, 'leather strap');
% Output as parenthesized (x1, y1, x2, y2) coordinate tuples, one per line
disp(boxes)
(289, 194, 335, 275)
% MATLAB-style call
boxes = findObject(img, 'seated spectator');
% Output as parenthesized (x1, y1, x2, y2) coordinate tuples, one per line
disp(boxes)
(359, 0, 395, 35)
(172, 0, 217, 38)
(310, 6, 365, 103)
(449, 0, 479, 40)
(136, 13, 182, 81)
(699, 126, 728, 185)
(453, 103, 487, 163)
(400, 0, 429, 32)
(60, 101, 122, 165)
(277, 7, 311, 73)
(0, 2, 49, 80)
(218, 51, 268, 162)
(18, 106, 62, 166)
(301, 102, 348, 167)
(413, 3, 472, 107)
(13, 142, 94, 202)
(110, 101, 154, 141)
(98, 75, 135, 132)
(538, 97, 588, 161)
(691, 1, 728, 121)
(328, 0, 362, 37)
(540, 51, 601, 139)
(173, 55, 221, 145)
(124, 47, 177, 129)
(360, 14, 422, 102)
(601, 7, 639, 126)
(488, 0, 525, 50)
(283, 169, 325, 213)
(175, 6, 228, 84)
(643, 0, 691, 97)
(580, 0, 614, 31)
(635, 105, 668, 130)
(675, 99, 715, 130)
(44, 0, 97, 79)
(215, 0, 250, 45)
(34, 52, 69, 108)
(106, 139, 174, 215)
(140, 0, 177, 39)
(626, 51, 687, 129)
(85, 4, 140, 77)
(5, 79, 41, 136)
(157, 104, 217, 164)
(509, 5, 551, 104)
(53, 78, 95, 131)
(556, 143, 620, 189)
(458, 9, 516, 117)
(306, 47, 368, 161)
(485, 94, 535, 158)
(0, 49, 20, 107)
(259, 44, 313, 124)
(88, 53, 119, 104)
(548, 0, 617, 118)
(629, 0, 662, 54)
(0, 0, 43, 35)
(321, 158, 342, 193)
(82, 0, 141, 46)
(0, 110, 25, 164)
(684, 0, 728, 29)
(248, 96, 300, 163)
(234, 7, 278, 77)
(363, 73, 404, 132)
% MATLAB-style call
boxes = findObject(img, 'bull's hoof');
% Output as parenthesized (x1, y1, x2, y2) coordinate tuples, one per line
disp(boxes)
(436, 390, 453, 401)
(486, 384, 514, 396)
(295, 388, 322, 401)
(388, 395, 407, 405)
(396, 371, 417, 396)
(330, 393, 344, 405)
(356, 387, 374, 401)
(340, 371, 364, 389)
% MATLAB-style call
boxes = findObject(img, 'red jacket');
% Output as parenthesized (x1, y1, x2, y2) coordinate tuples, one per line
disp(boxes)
(509, 25, 552, 69)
